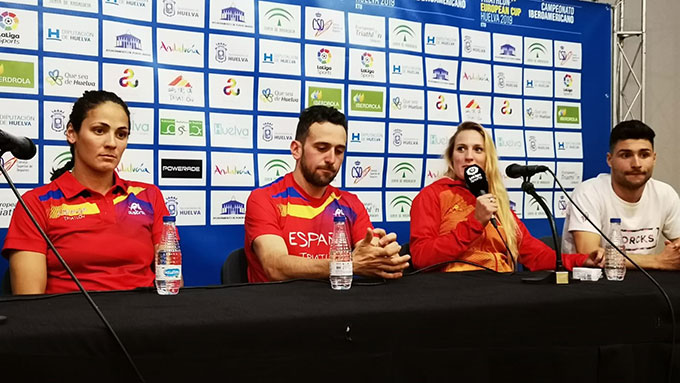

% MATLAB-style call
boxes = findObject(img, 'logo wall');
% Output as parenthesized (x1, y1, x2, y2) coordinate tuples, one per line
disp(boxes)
(258, 77, 301, 113)
(385, 191, 418, 222)
(257, 115, 297, 150)
(163, 190, 205, 226)
(345, 156, 384, 188)
(306, 82, 343, 111)
(43, 57, 98, 97)
(159, 150, 205, 186)
(388, 123, 424, 154)
(386, 158, 422, 188)
(211, 113, 253, 149)
(259, 1, 300, 38)
(354, 191, 383, 222)
(258, 153, 296, 186)
(211, 151, 254, 187)
(211, 190, 250, 225)
(305, 7, 345, 43)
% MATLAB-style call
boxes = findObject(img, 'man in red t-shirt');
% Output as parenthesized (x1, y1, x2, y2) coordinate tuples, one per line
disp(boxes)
(245, 106, 410, 282)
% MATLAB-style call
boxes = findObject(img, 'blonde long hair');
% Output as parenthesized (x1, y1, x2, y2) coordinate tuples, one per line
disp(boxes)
(444, 122, 520, 262)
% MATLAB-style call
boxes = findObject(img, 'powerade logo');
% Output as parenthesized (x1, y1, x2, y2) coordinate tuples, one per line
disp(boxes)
(350, 90, 383, 113)
(556, 105, 580, 124)
(161, 158, 202, 179)
(0, 60, 34, 88)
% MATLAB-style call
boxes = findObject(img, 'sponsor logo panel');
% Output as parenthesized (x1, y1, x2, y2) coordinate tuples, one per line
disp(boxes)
(209, 0, 255, 33)
(507, 191, 524, 218)
(158, 150, 206, 186)
(554, 131, 583, 159)
(556, 161, 583, 189)
(43, 101, 72, 140)
(553, 191, 569, 219)
(257, 77, 301, 113)
(116, 148, 153, 184)
(459, 61, 492, 93)
(493, 97, 523, 127)
(348, 48, 386, 83)
(258, 1, 300, 38)
(211, 190, 251, 226)
(524, 99, 553, 128)
(348, 85, 386, 118)
(388, 123, 424, 155)
(305, 81, 343, 112)
(157, 0, 205, 28)
(0, 53, 38, 94)
(43, 145, 71, 184)
(389, 87, 424, 120)
(0, 8, 38, 50)
(158, 68, 204, 107)
(425, 57, 458, 90)
(158, 109, 205, 147)
(389, 18, 421, 52)
(494, 128, 525, 158)
(0, 98, 37, 138)
(208, 34, 255, 72)
(0, 189, 28, 228)
(257, 153, 295, 186)
(211, 151, 254, 187)
(163, 190, 206, 226)
(427, 91, 459, 123)
(499, 160, 525, 189)
(459, 94, 491, 124)
(210, 113, 253, 149)
(524, 130, 554, 159)
(493, 65, 522, 95)
(44, 0, 98, 12)
(461, 28, 491, 61)
(386, 157, 422, 188)
(2, 146, 38, 184)
(354, 191, 382, 222)
(424, 158, 447, 187)
(554, 70, 581, 99)
(103, 0, 152, 21)
(524, 68, 553, 98)
(102, 63, 154, 103)
(344, 156, 384, 189)
(424, 24, 459, 57)
(157, 28, 204, 68)
(385, 191, 418, 222)
(43, 57, 99, 97)
(128, 107, 154, 145)
(259, 39, 301, 76)
(305, 7, 345, 43)
(347, 120, 385, 153)
(427, 124, 455, 156)
(348, 13, 385, 47)
(208, 73, 254, 111)
(43, 13, 98, 56)
(527, 160, 555, 189)
(523, 191, 553, 219)
(102, 20, 153, 62)
(257, 115, 297, 150)
(389, 52, 424, 86)
(493, 33, 522, 64)
(554, 41, 582, 70)
(524, 37, 553, 67)
(554, 102, 581, 129)
(304, 44, 345, 80)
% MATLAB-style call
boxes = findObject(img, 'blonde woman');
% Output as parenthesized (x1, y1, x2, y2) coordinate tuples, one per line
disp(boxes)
(410, 121, 604, 272)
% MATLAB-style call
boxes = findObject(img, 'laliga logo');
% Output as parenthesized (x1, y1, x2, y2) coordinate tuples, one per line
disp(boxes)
(361, 52, 373, 68)
(317, 48, 331, 64)
(119, 68, 139, 88)
(436, 95, 447, 110)
(563, 74, 573, 87)
(223, 78, 240, 96)
(1, 11, 18, 31)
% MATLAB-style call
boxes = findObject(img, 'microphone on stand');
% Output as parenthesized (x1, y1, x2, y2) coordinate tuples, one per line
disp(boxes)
(0, 130, 37, 160)
(505, 163, 549, 179)
(464, 164, 497, 228)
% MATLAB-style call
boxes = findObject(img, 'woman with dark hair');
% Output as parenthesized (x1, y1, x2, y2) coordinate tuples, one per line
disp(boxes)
(2, 90, 169, 294)
(410, 121, 604, 273)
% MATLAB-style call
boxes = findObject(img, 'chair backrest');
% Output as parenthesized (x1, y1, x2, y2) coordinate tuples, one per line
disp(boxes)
(2, 269, 11, 295)
(399, 242, 415, 273)
(538, 235, 562, 251)
(221, 248, 248, 285)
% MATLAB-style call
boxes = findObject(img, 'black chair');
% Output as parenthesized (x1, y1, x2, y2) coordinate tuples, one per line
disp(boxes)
(538, 235, 562, 251)
(2, 269, 11, 295)
(400, 242, 416, 273)
(221, 248, 248, 285)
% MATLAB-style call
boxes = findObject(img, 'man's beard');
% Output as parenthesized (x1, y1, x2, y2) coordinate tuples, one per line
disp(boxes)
(300, 153, 338, 187)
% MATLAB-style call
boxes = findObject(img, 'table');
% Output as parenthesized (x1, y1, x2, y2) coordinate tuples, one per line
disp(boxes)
(1, 270, 679, 382)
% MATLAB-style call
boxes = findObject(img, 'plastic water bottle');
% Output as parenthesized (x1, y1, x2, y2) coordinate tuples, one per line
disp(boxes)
(329, 214, 352, 290)
(156, 216, 182, 295)
(605, 218, 626, 281)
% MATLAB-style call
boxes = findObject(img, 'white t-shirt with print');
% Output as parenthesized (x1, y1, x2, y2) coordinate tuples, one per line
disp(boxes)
(562, 173, 680, 254)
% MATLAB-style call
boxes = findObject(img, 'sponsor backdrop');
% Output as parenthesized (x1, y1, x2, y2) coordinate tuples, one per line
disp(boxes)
(0, 0, 611, 285)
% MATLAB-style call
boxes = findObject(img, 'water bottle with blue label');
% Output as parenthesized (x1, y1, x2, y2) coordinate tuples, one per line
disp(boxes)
(156, 216, 182, 295)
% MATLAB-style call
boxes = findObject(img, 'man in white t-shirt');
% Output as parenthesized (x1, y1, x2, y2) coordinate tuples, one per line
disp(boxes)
(562, 120, 680, 270)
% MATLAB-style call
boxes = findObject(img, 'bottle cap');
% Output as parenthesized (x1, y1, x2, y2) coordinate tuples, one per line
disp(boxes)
(163, 215, 176, 222)
(333, 215, 346, 222)
(609, 218, 621, 223)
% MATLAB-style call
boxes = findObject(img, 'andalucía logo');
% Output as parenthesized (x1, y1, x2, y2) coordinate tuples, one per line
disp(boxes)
(50, 151, 72, 178)
(528, 42, 547, 58)
(0, 60, 33, 88)
(390, 195, 413, 213)
(119, 68, 138, 88)
(265, 7, 293, 27)
(393, 24, 414, 42)
(161, 158, 202, 179)
(265, 159, 291, 177)
(159, 41, 200, 55)
(117, 162, 151, 174)
(393, 162, 415, 178)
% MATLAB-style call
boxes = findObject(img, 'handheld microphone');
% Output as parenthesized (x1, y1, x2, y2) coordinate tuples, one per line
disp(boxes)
(505, 163, 548, 179)
(464, 164, 497, 228)
(0, 129, 37, 160)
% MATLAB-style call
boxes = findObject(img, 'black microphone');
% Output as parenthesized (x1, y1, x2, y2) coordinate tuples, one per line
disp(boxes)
(505, 163, 549, 179)
(464, 164, 497, 228)
(0, 129, 37, 160)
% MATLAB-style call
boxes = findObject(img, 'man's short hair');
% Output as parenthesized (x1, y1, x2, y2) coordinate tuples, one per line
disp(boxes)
(609, 120, 655, 151)
(295, 106, 348, 142)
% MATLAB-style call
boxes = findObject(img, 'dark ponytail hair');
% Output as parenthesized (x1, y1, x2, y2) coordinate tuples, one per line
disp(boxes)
(50, 90, 130, 181)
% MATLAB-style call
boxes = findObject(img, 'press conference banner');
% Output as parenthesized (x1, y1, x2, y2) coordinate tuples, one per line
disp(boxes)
(0, 0, 611, 285)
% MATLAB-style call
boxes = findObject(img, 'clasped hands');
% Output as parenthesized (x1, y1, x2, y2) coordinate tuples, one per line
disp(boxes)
(352, 227, 410, 279)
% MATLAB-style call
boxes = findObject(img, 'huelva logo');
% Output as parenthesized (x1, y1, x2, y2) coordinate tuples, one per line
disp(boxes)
(390, 195, 413, 213)
(556, 105, 580, 124)
(350, 90, 383, 113)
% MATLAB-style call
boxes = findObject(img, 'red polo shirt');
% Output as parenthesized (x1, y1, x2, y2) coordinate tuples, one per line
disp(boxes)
(2, 172, 169, 294)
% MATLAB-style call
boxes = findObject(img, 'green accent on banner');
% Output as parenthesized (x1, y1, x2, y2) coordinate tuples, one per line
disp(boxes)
(189, 120, 204, 136)
(0, 60, 34, 88)
(308, 86, 342, 110)
(160, 118, 175, 135)
(350, 90, 384, 113)
(556, 105, 580, 124)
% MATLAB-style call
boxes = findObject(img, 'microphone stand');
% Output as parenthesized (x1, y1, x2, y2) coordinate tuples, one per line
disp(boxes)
(0, 154, 146, 382)
(520, 177, 569, 284)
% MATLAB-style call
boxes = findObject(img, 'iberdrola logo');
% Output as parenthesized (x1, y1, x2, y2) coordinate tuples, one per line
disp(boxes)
(311, 90, 322, 100)
(353, 93, 364, 103)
